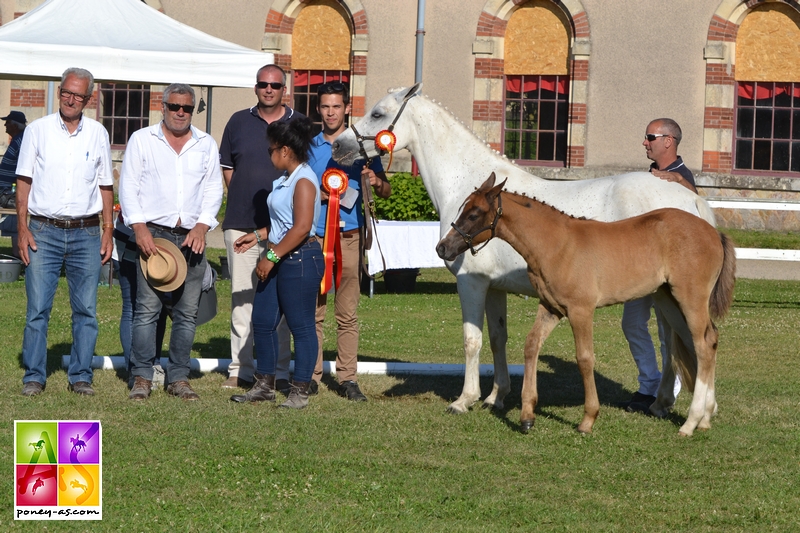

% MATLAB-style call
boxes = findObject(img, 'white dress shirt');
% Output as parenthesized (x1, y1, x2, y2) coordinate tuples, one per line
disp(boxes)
(16, 113, 112, 218)
(119, 123, 223, 231)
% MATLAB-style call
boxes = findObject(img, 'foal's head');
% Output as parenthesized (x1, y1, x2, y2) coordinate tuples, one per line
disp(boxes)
(436, 172, 506, 261)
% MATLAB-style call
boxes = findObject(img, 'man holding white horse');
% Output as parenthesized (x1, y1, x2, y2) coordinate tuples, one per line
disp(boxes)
(309, 82, 391, 400)
(621, 118, 696, 414)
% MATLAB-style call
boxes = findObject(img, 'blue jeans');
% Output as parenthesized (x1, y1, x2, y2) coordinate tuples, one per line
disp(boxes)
(622, 296, 668, 397)
(22, 219, 101, 385)
(253, 240, 323, 383)
(113, 256, 168, 372)
(129, 228, 205, 383)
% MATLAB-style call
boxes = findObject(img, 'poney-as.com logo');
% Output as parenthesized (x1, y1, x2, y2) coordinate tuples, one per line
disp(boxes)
(14, 420, 102, 520)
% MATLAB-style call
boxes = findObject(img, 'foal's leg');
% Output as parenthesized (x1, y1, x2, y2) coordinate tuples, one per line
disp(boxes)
(448, 275, 491, 414)
(483, 289, 510, 410)
(520, 304, 561, 432)
(680, 318, 718, 436)
(569, 309, 600, 434)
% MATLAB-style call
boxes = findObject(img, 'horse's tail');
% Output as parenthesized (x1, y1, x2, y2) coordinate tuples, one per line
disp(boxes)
(671, 330, 697, 393)
(695, 196, 717, 227)
(709, 232, 736, 320)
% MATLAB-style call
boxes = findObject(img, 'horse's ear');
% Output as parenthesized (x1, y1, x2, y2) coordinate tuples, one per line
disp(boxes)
(478, 172, 496, 191)
(404, 83, 422, 100)
(490, 178, 508, 198)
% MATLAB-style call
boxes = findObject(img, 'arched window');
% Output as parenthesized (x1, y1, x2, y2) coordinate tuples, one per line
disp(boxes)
(734, 3, 800, 175)
(291, 0, 353, 134)
(503, 1, 571, 165)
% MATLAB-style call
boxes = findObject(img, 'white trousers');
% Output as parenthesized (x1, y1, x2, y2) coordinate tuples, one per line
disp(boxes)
(224, 229, 291, 381)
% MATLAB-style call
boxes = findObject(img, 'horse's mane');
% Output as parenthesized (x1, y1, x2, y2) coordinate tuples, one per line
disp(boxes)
(501, 189, 586, 220)
(403, 90, 514, 163)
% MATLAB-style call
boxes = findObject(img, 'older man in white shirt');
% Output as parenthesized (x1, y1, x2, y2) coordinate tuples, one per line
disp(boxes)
(120, 83, 223, 401)
(16, 67, 114, 397)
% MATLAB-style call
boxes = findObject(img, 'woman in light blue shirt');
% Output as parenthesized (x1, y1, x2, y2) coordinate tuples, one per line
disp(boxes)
(231, 116, 322, 408)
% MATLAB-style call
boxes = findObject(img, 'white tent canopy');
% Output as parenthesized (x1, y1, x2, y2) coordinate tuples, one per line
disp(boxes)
(0, 0, 273, 88)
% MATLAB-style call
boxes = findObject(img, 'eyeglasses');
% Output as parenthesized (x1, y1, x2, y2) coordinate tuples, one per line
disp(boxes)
(59, 88, 91, 103)
(164, 102, 195, 114)
(256, 81, 284, 90)
(645, 133, 670, 142)
(268, 146, 282, 156)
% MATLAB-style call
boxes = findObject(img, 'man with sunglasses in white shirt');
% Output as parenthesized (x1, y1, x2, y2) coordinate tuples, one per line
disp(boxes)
(120, 83, 223, 401)
(17, 67, 113, 397)
(219, 65, 300, 392)
(621, 118, 697, 415)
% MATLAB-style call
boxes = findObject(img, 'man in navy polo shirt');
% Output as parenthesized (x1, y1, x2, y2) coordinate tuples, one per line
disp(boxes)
(219, 64, 301, 390)
(621, 117, 696, 415)
(308, 82, 391, 401)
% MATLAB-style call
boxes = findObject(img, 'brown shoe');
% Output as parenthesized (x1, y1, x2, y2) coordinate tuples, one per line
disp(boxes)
(68, 381, 95, 396)
(167, 380, 199, 401)
(231, 374, 275, 403)
(22, 381, 44, 397)
(129, 376, 152, 400)
(222, 375, 254, 389)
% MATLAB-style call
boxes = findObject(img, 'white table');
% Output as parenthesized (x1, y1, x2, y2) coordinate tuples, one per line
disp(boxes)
(366, 220, 444, 276)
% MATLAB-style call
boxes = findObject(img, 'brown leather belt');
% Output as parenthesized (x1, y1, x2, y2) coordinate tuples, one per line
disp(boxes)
(146, 222, 189, 235)
(30, 215, 99, 229)
(341, 228, 359, 238)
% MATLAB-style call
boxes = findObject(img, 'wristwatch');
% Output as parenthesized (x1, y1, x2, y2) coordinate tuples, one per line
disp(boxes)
(266, 248, 280, 264)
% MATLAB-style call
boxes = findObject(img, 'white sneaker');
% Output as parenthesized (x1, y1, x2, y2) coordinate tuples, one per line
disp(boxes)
(152, 364, 166, 390)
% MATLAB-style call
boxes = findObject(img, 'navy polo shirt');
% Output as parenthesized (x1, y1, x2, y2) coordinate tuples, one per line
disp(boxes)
(651, 156, 695, 189)
(219, 105, 303, 230)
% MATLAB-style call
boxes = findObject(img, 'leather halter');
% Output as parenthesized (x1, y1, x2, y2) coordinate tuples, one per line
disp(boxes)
(450, 191, 503, 256)
(350, 91, 417, 164)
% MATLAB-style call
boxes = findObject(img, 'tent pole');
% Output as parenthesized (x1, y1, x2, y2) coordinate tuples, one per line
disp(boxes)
(47, 81, 54, 115)
(205, 86, 213, 133)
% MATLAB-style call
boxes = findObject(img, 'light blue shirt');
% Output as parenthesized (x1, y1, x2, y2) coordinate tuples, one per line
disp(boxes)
(267, 162, 321, 244)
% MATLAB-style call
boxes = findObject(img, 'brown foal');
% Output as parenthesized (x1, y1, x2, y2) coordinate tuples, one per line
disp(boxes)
(437, 173, 736, 436)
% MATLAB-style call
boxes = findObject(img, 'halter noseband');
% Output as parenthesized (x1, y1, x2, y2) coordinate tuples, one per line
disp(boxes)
(350, 91, 417, 164)
(450, 191, 503, 256)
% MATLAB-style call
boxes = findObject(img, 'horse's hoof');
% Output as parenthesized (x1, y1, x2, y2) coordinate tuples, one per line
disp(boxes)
(481, 400, 504, 411)
(520, 419, 534, 433)
(446, 404, 468, 415)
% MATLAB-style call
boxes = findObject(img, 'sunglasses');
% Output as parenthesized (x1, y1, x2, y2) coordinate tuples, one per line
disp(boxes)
(256, 81, 285, 90)
(59, 88, 91, 103)
(164, 102, 195, 114)
(645, 133, 670, 142)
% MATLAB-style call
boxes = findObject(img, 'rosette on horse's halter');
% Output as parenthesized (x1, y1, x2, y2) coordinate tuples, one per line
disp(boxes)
(375, 130, 397, 171)
(320, 168, 349, 294)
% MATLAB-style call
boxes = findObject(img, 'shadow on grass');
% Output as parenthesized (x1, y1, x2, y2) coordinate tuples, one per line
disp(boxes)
(365, 280, 457, 296)
(377, 353, 691, 432)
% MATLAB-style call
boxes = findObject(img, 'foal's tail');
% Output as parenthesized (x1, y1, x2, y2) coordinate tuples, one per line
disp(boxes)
(709, 232, 736, 320)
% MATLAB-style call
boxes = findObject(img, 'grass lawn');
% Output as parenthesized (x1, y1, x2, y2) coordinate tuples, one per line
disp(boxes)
(1, 235, 800, 531)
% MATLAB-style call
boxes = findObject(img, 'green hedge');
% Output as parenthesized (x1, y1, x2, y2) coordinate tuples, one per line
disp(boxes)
(373, 172, 438, 221)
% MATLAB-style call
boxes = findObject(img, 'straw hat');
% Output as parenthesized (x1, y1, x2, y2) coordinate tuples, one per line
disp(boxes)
(139, 238, 187, 292)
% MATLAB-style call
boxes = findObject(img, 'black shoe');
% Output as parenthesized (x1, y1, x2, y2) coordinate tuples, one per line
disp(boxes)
(308, 380, 319, 396)
(338, 380, 367, 402)
(275, 378, 292, 395)
(624, 392, 656, 414)
(68, 381, 95, 396)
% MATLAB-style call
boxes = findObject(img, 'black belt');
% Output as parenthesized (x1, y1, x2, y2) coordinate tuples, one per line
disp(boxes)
(31, 215, 99, 229)
(146, 222, 189, 235)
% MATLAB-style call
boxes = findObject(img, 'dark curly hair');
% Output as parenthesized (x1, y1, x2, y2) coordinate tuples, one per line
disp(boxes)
(267, 116, 313, 164)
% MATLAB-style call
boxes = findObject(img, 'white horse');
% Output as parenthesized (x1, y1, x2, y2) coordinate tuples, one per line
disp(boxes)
(332, 84, 715, 415)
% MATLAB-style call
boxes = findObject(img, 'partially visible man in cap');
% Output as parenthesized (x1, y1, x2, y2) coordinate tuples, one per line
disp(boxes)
(0, 110, 26, 256)
(16, 68, 114, 397)
(120, 83, 223, 401)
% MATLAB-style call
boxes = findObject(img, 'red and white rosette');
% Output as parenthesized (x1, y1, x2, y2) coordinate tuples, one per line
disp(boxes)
(320, 168, 349, 294)
(375, 130, 397, 172)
